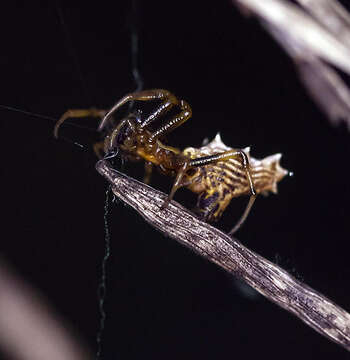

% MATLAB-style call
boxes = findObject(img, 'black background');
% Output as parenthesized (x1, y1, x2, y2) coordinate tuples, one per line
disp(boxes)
(2, 1, 350, 359)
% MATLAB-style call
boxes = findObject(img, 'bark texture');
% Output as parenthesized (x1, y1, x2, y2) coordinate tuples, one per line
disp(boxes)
(96, 159, 350, 351)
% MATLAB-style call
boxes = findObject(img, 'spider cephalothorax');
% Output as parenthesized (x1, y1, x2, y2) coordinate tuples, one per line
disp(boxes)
(54, 89, 288, 234)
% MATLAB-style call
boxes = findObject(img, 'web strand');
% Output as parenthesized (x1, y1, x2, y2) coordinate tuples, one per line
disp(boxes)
(96, 186, 112, 360)
(95, 2, 144, 357)
(130, 0, 143, 92)
(55, 0, 90, 103)
(128, 0, 144, 112)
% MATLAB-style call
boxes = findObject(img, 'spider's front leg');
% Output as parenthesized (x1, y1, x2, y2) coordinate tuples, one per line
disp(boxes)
(153, 97, 192, 208)
(142, 95, 192, 208)
(54, 108, 107, 138)
(54, 108, 108, 158)
(99, 89, 183, 132)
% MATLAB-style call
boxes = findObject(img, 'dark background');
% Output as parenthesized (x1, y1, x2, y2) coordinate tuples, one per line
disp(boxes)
(2, 1, 350, 359)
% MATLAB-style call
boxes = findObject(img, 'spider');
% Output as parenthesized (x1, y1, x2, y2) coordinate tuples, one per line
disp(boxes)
(54, 89, 288, 234)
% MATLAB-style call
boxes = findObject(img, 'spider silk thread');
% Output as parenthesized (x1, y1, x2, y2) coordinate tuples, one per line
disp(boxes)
(95, 2, 143, 357)
(96, 186, 112, 360)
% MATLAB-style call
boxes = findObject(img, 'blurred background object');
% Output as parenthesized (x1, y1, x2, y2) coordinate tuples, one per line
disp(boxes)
(233, 0, 350, 129)
(0, 259, 90, 360)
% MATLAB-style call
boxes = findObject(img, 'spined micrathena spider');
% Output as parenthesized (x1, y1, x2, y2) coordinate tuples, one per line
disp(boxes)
(54, 89, 288, 234)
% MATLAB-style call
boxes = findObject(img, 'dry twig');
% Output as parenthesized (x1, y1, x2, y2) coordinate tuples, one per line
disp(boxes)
(96, 159, 350, 352)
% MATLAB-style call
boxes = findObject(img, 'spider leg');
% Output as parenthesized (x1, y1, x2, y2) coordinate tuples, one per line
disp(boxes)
(54, 108, 107, 138)
(228, 195, 256, 235)
(99, 89, 180, 132)
(156, 99, 193, 206)
(149, 100, 192, 142)
(188, 149, 257, 235)
(161, 162, 189, 209)
(143, 161, 153, 184)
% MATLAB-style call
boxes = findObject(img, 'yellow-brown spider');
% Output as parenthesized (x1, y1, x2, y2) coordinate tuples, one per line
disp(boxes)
(54, 89, 288, 234)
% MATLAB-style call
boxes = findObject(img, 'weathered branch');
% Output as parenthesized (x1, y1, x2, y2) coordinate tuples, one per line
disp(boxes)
(96, 159, 350, 351)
